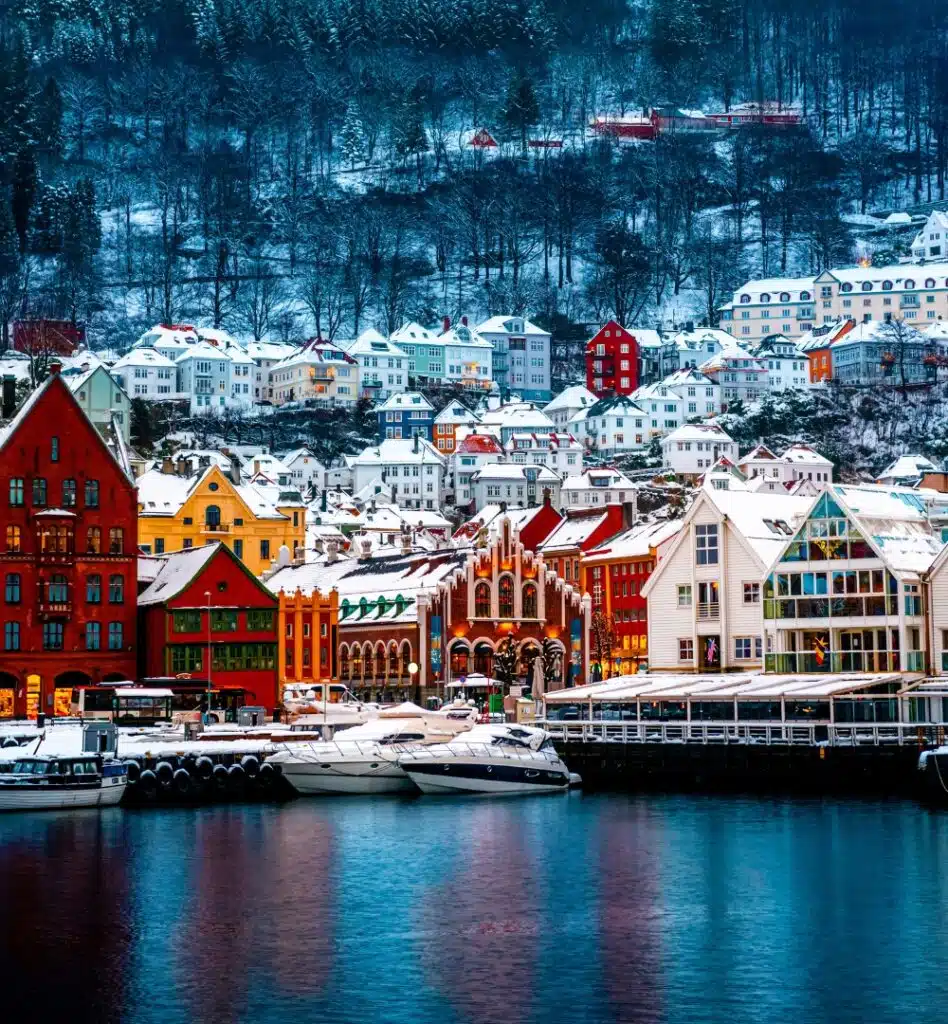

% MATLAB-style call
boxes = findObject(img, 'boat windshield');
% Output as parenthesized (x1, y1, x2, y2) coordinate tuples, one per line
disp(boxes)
(12, 760, 52, 774)
(539, 738, 556, 752)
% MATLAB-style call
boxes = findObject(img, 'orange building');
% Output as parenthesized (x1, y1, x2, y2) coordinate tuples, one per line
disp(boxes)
(433, 400, 480, 454)
(799, 318, 856, 383)
(274, 588, 339, 688)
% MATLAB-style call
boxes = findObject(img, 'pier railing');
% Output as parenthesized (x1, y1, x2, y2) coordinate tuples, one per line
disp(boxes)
(540, 720, 946, 748)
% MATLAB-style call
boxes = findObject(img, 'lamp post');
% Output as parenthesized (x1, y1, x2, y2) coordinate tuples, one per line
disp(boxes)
(408, 661, 419, 704)
(204, 590, 212, 725)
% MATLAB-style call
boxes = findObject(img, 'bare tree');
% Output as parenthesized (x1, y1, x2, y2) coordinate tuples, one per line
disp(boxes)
(238, 249, 285, 341)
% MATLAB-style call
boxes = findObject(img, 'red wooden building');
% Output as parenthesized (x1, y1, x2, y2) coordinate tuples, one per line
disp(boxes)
(585, 320, 641, 396)
(590, 116, 657, 140)
(137, 542, 281, 712)
(0, 364, 138, 718)
(13, 319, 85, 357)
(418, 515, 591, 693)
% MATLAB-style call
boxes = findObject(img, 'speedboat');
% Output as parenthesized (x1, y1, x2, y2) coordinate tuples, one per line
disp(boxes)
(268, 715, 470, 796)
(0, 754, 128, 811)
(398, 724, 577, 796)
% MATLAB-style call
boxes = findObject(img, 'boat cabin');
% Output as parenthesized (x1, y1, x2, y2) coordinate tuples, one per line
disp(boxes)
(0, 755, 121, 785)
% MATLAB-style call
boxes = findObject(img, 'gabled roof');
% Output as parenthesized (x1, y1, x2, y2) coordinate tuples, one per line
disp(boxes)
(561, 468, 634, 491)
(376, 391, 434, 413)
(435, 401, 479, 425)
(476, 315, 549, 337)
(455, 432, 504, 455)
(586, 393, 647, 418)
(878, 454, 938, 481)
(543, 385, 598, 414)
(782, 444, 833, 467)
(352, 437, 446, 467)
(137, 544, 221, 605)
(740, 443, 779, 463)
(583, 518, 684, 563)
(112, 347, 176, 369)
(539, 511, 610, 552)
(661, 423, 735, 445)
(391, 321, 436, 344)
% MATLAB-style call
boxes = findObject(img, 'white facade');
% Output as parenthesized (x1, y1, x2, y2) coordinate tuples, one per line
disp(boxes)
(543, 385, 598, 429)
(560, 468, 636, 509)
(340, 330, 408, 400)
(247, 340, 295, 402)
(111, 348, 180, 400)
(132, 324, 198, 361)
(699, 347, 770, 408)
(504, 432, 584, 475)
(451, 435, 506, 506)
(441, 324, 493, 388)
(669, 328, 733, 370)
(579, 395, 649, 452)
(280, 449, 329, 492)
(630, 382, 686, 438)
(469, 463, 561, 511)
(661, 424, 738, 478)
(911, 211, 948, 261)
(350, 437, 447, 510)
(661, 369, 722, 420)
(477, 315, 552, 401)
(176, 342, 245, 416)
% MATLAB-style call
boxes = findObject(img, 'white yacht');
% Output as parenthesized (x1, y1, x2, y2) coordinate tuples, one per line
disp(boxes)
(398, 724, 577, 796)
(0, 754, 128, 811)
(269, 712, 472, 795)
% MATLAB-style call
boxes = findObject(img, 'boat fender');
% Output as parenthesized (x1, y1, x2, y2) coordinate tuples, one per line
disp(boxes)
(258, 761, 275, 788)
(240, 755, 260, 778)
(123, 760, 141, 783)
(172, 768, 193, 796)
(195, 755, 214, 779)
(138, 769, 158, 799)
(155, 761, 175, 787)
(212, 763, 229, 787)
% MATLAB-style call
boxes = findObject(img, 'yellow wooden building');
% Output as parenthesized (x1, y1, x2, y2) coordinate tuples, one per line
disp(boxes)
(137, 457, 306, 576)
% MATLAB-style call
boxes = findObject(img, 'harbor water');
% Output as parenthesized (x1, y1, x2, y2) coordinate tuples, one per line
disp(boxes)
(3, 794, 948, 1024)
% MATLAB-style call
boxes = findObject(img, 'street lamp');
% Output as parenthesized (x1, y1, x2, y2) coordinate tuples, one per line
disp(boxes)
(204, 590, 212, 726)
(408, 661, 418, 702)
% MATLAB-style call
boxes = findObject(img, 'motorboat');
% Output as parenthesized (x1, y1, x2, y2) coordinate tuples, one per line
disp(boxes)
(398, 724, 578, 796)
(268, 713, 472, 796)
(0, 754, 128, 811)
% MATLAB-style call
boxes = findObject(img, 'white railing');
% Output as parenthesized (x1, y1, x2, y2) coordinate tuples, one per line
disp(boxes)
(539, 720, 945, 747)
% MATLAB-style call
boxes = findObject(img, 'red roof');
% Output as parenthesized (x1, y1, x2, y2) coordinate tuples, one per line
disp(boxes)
(456, 433, 503, 454)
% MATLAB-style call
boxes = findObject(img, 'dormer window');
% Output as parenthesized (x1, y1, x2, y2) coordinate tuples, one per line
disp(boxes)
(841, 282, 852, 293)
(740, 294, 751, 303)
(882, 280, 893, 291)
(904, 279, 915, 290)
(779, 291, 791, 301)
(759, 292, 770, 303)
(862, 282, 873, 291)
(800, 291, 811, 301)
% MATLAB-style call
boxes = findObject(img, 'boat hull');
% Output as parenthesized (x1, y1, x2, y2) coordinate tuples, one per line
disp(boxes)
(0, 778, 127, 812)
(400, 760, 570, 796)
(281, 761, 415, 796)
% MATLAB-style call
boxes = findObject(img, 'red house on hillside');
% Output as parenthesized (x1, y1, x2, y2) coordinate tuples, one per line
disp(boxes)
(0, 364, 138, 719)
(137, 543, 280, 712)
(13, 319, 85, 357)
(586, 320, 640, 396)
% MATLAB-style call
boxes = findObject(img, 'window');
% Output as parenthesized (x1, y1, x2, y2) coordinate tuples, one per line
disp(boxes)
(108, 623, 123, 650)
(108, 574, 124, 604)
(677, 585, 692, 607)
(743, 582, 760, 604)
(172, 610, 201, 633)
(695, 524, 719, 565)
(734, 637, 753, 660)
(84, 480, 99, 507)
(260, 540, 271, 561)
(904, 583, 922, 617)
(86, 574, 101, 603)
(678, 638, 694, 662)
(4, 621, 20, 651)
(87, 526, 101, 554)
(8, 478, 23, 506)
(62, 479, 77, 507)
(233, 539, 243, 559)
(211, 609, 238, 632)
(5, 573, 20, 603)
(108, 528, 124, 554)
(247, 609, 274, 631)
(86, 622, 101, 650)
(499, 576, 515, 618)
(6, 525, 20, 553)
(475, 581, 491, 617)
(43, 621, 64, 650)
(50, 436, 59, 462)
(522, 583, 538, 618)
(32, 478, 47, 506)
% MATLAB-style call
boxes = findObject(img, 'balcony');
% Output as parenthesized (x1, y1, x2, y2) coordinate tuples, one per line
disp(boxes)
(764, 651, 902, 674)
(697, 602, 720, 620)
(201, 522, 231, 534)
(900, 295, 921, 308)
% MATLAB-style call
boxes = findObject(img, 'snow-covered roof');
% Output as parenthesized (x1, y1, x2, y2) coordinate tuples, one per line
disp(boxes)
(273, 339, 356, 368)
(137, 543, 223, 606)
(351, 437, 446, 467)
(246, 340, 296, 361)
(435, 401, 479, 425)
(112, 347, 176, 370)
(455, 432, 504, 455)
(586, 394, 647, 418)
(740, 444, 780, 464)
(390, 321, 436, 344)
(440, 326, 492, 349)
(561, 468, 634, 491)
(341, 331, 407, 358)
(137, 465, 300, 520)
(731, 275, 814, 301)
(878, 455, 939, 481)
(543, 385, 598, 414)
(662, 368, 718, 388)
(700, 347, 768, 372)
(472, 463, 559, 482)
(583, 519, 684, 563)
(670, 328, 734, 351)
(376, 391, 434, 413)
(453, 504, 552, 541)
(661, 424, 735, 445)
(476, 316, 549, 337)
(176, 340, 233, 364)
(705, 488, 813, 566)
(134, 324, 199, 350)
(482, 404, 555, 431)
(539, 511, 610, 552)
(782, 444, 833, 467)
(827, 262, 948, 289)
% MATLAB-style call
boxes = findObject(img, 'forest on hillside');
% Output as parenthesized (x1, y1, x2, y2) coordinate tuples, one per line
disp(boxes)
(0, 0, 947, 350)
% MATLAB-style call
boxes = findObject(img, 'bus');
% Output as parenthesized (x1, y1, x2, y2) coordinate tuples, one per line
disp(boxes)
(71, 681, 249, 724)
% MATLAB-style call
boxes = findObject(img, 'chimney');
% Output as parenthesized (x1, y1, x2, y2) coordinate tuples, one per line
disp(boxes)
(253, 459, 261, 476)
(400, 526, 412, 554)
(442, 316, 451, 334)
(2, 375, 16, 419)
(358, 535, 373, 560)
(277, 544, 291, 567)
(542, 487, 551, 507)
(413, 435, 419, 454)
(49, 361, 62, 376)
(161, 456, 174, 475)
(326, 539, 340, 563)
(461, 315, 468, 327)
(175, 457, 187, 476)
(313, 537, 325, 556)
(500, 501, 508, 513)
(622, 497, 637, 530)
(198, 455, 210, 469)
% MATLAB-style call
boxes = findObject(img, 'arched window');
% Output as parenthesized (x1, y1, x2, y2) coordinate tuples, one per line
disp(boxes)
(109, 528, 124, 554)
(799, 291, 811, 301)
(350, 645, 362, 679)
(362, 643, 373, 679)
(5, 573, 20, 603)
(862, 282, 873, 291)
(375, 643, 386, 678)
(759, 292, 770, 303)
(882, 280, 892, 290)
(522, 583, 538, 618)
(475, 581, 491, 617)
(926, 278, 936, 288)
(205, 505, 221, 528)
(779, 291, 790, 302)
(840, 283, 852, 293)
(47, 574, 68, 603)
(87, 526, 101, 554)
(498, 575, 514, 618)
(739, 294, 750, 303)
(5, 525, 21, 553)
(340, 645, 350, 678)
(904, 279, 915, 290)
(388, 642, 399, 674)
(399, 641, 412, 673)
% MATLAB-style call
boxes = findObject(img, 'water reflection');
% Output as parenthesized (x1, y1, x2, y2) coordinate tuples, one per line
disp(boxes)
(3, 796, 948, 1024)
